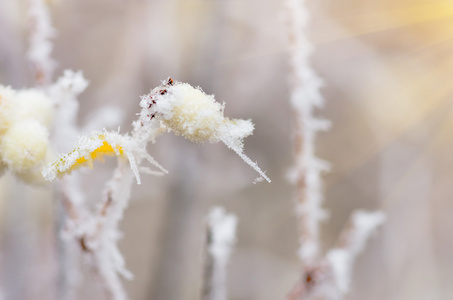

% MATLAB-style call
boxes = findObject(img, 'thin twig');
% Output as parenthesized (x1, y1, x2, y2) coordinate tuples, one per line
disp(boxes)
(286, 0, 330, 266)
(285, 1, 385, 299)
(27, 0, 56, 85)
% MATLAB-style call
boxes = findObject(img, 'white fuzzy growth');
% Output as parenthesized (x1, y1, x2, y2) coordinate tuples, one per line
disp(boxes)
(27, 0, 56, 84)
(13, 89, 54, 126)
(0, 85, 54, 182)
(44, 78, 268, 185)
(287, 0, 331, 262)
(0, 121, 48, 171)
(207, 207, 238, 300)
(140, 80, 270, 183)
(326, 210, 386, 293)
(155, 83, 225, 143)
(0, 85, 53, 132)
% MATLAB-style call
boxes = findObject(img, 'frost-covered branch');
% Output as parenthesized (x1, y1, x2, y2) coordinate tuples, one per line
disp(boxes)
(27, 0, 56, 85)
(43, 78, 269, 185)
(202, 207, 238, 300)
(85, 159, 134, 300)
(286, 0, 330, 265)
(42, 78, 268, 300)
(50, 70, 89, 300)
(285, 210, 385, 300)
(132, 78, 270, 183)
(285, 1, 385, 299)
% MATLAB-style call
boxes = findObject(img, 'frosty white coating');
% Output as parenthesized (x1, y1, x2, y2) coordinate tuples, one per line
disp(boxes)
(43, 78, 270, 184)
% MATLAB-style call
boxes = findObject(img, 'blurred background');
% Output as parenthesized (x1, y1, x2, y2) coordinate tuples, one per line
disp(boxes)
(0, 0, 452, 299)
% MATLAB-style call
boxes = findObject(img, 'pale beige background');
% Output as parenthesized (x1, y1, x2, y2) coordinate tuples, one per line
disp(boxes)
(0, 0, 452, 299)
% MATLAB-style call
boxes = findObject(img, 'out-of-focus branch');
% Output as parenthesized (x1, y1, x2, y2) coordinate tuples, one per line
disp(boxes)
(285, 1, 385, 299)
(285, 210, 385, 300)
(27, 0, 56, 86)
(202, 207, 237, 300)
(286, 0, 330, 266)
(49, 69, 88, 300)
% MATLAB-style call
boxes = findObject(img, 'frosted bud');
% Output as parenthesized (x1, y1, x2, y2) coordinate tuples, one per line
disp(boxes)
(139, 78, 270, 183)
(166, 83, 224, 142)
(144, 79, 242, 143)
(0, 120, 49, 171)
(12, 89, 54, 126)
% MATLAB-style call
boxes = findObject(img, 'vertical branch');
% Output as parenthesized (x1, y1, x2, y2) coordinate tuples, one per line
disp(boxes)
(26, 2, 80, 297)
(57, 156, 135, 300)
(79, 158, 134, 300)
(50, 70, 88, 300)
(286, 0, 330, 266)
(285, 2, 385, 299)
(202, 207, 238, 300)
(27, 0, 56, 86)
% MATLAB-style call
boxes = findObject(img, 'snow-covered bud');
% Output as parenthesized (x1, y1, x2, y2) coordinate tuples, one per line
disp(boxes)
(140, 78, 270, 183)
(0, 120, 49, 172)
(0, 85, 54, 182)
(12, 89, 54, 126)
(141, 78, 253, 144)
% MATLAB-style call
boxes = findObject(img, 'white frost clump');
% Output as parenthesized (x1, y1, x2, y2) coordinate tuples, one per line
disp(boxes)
(0, 86, 54, 183)
(326, 210, 386, 293)
(207, 207, 238, 300)
(138, 78, 270, 183)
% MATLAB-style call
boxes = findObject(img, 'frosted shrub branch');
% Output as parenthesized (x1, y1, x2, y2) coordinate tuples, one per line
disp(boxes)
(50, 70, 92, 300)
(286, 211, 385, 300)
(202, 207, 238, 300)
(27, 0, 56, 85)
(1, 1, 269, 299)
(43, 78, 269, 185)
(285, 0, 385, 299)
(39, 78, 269, 299)
(286, 0, 330, 265)
(88, 159, 134, 300)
